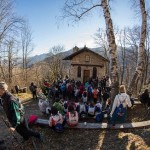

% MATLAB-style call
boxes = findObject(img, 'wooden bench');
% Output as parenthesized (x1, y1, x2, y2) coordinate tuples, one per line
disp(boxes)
(35, 118, 150, 129)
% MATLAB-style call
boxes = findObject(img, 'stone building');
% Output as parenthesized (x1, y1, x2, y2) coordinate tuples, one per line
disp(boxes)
(63, 46, 109, 83)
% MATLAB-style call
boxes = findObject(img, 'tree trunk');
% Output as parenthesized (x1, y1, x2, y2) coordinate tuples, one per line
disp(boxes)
(101, 0, 119, 101)
(128, 0, 147, 96)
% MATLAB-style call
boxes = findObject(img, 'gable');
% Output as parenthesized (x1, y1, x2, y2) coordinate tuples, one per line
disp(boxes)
(63, 47, 108, 62)
(71, 51, 106, 67)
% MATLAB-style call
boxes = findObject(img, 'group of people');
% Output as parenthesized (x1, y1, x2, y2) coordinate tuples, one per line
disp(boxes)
(0, 77, 149, 148)
(37, 77, 134, 130)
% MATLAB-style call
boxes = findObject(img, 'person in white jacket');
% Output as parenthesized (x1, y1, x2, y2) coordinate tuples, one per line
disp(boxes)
(110, 85, 132, 127)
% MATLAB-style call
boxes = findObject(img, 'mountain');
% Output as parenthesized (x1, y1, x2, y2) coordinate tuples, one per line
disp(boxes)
(28, 53, 51, 66)
(28, 47, 106, 65)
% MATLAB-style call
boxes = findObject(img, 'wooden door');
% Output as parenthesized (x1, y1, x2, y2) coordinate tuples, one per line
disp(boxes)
(83, 70, 90, 83)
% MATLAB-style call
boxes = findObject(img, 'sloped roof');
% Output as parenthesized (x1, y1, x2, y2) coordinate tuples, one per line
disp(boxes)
(63, 46, 108, 62)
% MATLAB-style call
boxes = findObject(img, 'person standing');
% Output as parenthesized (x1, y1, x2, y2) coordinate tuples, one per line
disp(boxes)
(29, 82, 37, 100)
(15, 85, 19, 94)
(0, 82, 43, 142)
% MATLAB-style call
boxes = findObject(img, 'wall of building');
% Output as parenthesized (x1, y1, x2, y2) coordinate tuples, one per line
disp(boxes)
(69, 51, 108, 82)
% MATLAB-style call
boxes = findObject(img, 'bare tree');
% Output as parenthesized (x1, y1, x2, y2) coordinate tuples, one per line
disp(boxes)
(0, 0, 24, 84)
(93, 28, 109, 59)
(21, 23, 33, 85)
(46, 45, 65, 82)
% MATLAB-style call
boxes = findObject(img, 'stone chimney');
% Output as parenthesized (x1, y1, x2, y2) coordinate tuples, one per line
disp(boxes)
(73, 46, 79, 53)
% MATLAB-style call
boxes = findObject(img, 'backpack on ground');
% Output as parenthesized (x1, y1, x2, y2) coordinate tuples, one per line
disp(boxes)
(116, 96, 126, 117)
(68, 111, 78, 126)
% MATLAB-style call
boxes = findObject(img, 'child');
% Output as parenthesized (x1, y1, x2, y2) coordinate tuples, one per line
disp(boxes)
(37, 89, 50, 114)
(49, 106, 64, 132)
(66, 104, 79, 127)
(87, 101, 95, 117)
(95, 100, 102, 113)
(53, 98, 64, 115)
(78, 99, 87, 118)
(82, 91, 88, 104)
(92, 88, 99, 103)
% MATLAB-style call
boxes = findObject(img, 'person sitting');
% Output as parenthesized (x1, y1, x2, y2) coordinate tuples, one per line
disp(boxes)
(95, 100, 102, 113)
(140, 89, 150, 105)
(92, 88, 99, 104)
(78, 99, 87, 118)
(66, 104, 79, 127)
(53, 98, 64, 115)
(102, 89, 110, 110)
(110, 85, 132, 128)
(87, 101, 95, 117)
(37, 89, 51, 114)
(82, 90, 88, 104)
(49, 106, 64, 132)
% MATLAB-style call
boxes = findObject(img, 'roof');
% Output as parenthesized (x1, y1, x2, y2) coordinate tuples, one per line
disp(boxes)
(63, 46, 109, 62)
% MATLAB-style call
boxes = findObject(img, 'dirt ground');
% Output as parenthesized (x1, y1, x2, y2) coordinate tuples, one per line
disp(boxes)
(0, 99, 150, 150)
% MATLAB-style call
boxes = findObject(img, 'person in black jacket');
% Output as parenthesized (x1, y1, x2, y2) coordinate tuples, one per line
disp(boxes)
(140, 89, 150, 105)
(29, 82, 37, 100)
(0, 82, 43, 142)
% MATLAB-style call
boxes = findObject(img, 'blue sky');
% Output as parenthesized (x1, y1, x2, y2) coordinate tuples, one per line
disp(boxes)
(15, 0, 138, 56)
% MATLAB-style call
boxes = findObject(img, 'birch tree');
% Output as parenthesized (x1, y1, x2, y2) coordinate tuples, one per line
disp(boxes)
(62, 0, 119, 100)
(128, 0, 147, 95)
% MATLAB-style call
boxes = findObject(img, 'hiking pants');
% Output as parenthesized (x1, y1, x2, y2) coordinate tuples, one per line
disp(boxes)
(16, 119, 40, 140)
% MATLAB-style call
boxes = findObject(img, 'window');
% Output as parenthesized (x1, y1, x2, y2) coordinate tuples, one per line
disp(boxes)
(77, 66, 81, 77)
(92, 67, 97, 79)
(85, 55, 90, 62)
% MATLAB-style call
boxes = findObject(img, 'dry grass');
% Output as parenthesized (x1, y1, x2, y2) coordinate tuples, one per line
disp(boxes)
(13, 93, 32, 102)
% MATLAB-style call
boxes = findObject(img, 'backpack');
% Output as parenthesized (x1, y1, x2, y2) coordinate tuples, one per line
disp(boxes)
(87, 86, 92, 94)
(13, 98, 25, 116)
(95, 113, 104, 122)
(93, 90, 98, 99)
(51, 114, 64, 132)
(116, 96, 126, 117)
(68, 111, 78, 126)
(79, 104, 86, 113)
(54, 123, 64, 133)
(88, 106, 95, 116)
(61, 84, 66, 92)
